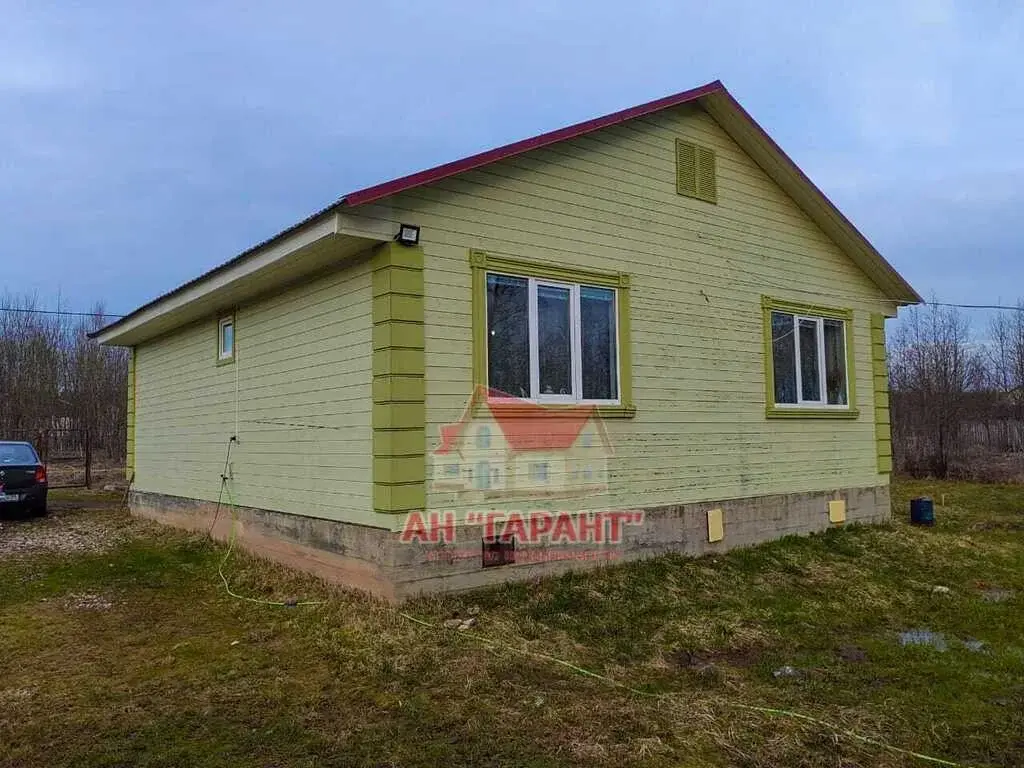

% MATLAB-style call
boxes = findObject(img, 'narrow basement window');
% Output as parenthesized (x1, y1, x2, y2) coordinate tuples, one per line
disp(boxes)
(218, 315, 235, 362)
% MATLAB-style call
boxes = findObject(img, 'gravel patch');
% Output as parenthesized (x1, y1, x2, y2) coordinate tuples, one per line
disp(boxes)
(0, 501, 128, 558)
(64, 593, 113, 611)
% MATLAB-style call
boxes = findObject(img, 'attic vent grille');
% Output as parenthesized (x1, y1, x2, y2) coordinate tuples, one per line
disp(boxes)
(676, 139, 717, 203)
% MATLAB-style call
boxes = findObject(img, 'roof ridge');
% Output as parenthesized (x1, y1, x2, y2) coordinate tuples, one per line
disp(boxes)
(342, 81, 725, 207)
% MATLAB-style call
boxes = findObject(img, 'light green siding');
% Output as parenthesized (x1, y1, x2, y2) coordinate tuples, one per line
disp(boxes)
(370, 103, 895, 513)
(133, 256, 382, 525)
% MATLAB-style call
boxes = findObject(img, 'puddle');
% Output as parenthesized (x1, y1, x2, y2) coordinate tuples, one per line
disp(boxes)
(899, 629, 947, 651)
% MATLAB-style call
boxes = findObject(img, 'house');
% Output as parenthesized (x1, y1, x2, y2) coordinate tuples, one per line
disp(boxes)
(93, 80, 921, 599)
(432, 386, 613, 500)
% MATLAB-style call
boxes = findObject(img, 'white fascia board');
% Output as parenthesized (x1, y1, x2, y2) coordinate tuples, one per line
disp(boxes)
(95, 208, 407, 344)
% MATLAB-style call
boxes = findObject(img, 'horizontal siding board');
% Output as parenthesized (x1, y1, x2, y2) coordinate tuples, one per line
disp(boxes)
(390, 102, 895, 513)
(134, 256, 380, 525)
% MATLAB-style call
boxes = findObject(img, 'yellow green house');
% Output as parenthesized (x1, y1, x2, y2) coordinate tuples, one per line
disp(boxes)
(94, 80, 920, 599)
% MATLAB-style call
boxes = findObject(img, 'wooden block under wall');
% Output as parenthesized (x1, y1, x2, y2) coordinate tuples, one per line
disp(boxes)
(829, 500, 847, 524)
(707, 508, 724, 542)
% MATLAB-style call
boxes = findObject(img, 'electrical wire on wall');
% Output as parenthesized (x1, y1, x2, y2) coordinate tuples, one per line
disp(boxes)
(206, 434, 323, 606)
(234, 321, 240, 439)
(207, 436, 236, 536)
(216, 481, 324, 607)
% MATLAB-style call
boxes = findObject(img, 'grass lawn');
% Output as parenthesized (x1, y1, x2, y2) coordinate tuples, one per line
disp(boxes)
(1, 481, 1022, 767)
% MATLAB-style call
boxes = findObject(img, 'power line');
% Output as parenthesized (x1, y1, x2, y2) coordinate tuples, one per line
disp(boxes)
(0, 306, 125, 319)
(2, 300, 1020, 320)
(926, 301, 1024, 312)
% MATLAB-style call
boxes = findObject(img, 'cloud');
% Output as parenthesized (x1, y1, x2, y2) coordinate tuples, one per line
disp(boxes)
(0, 0, 1022, 317)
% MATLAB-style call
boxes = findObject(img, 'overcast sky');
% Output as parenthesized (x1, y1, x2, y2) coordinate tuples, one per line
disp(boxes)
(2, 1, 1022, 321)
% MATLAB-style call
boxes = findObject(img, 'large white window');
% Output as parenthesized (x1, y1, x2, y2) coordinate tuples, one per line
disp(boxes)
(486, 272, 619, 404)
(770, 310, 848, 407)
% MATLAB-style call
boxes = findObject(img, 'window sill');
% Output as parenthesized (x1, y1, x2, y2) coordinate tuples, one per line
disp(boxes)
(216, 356, 235, 367)
(766, 406, 859, 420)
(486, 402, 637, 419)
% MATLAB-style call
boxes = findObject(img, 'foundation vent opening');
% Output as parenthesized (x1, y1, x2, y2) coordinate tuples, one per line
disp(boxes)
(482, 535, 515, 568)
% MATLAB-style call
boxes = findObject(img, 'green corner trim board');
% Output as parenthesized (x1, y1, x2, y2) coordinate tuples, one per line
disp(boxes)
(372, 242, 426, 513)
(761, 296, 859, 420)
(126, 347, 136, 480)
(468, 249, 636, 418)
(871, 313, 893, 474)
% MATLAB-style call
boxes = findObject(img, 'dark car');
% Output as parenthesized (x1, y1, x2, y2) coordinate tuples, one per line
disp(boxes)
(0, 441, 48, 516)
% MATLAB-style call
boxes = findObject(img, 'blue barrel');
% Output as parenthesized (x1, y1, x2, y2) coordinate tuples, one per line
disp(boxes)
(910, 497, 935, 526)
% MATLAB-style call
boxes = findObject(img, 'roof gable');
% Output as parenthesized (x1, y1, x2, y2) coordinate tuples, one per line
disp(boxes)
(95, 80, 920, 345)
(340, 81, 920, 305)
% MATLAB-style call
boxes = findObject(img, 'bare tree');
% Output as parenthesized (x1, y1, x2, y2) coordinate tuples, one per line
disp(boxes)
(0, 293, 127, 468)
(889, 302, 983, 477)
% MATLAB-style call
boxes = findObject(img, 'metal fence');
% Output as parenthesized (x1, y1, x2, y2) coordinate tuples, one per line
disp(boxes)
(891, 391, 1024, 480)
(4, 428, 92, 488)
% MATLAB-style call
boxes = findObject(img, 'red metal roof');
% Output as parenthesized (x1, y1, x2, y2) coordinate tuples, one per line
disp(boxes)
(94, 77, 920, 343)
(343, 80, 725, 207)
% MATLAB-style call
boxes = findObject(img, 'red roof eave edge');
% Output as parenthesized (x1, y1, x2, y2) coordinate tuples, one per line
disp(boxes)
(341, 80, 725, 208)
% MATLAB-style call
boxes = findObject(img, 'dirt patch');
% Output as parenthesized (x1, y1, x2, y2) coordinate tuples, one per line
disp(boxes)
(838, 644, 869, 663)
(670, 645, 764, 670)
(970, 520, 1024, 532)
(46, 459, 126, 490)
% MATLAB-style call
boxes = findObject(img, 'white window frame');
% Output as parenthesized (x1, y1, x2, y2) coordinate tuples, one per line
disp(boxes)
(774, 312, 849, 409)
(529, 461, 549, 482)
(218, 316, 235, 361)
(487, 272, 621, 406)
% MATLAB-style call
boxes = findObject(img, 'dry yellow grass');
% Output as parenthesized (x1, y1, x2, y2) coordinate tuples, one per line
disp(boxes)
(0, 481, 1021, 766)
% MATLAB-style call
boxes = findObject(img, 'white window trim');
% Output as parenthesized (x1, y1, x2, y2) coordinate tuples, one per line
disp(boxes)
(774, 312, 849, 409)
(218, 315, 235, 361)
(487, 272, 621, 406)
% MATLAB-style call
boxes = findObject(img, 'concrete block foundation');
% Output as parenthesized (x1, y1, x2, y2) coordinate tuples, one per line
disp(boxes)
(130, 484, 891, 601)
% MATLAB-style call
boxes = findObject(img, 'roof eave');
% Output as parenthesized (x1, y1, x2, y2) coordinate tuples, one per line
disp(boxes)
(92, 212, 394, 346)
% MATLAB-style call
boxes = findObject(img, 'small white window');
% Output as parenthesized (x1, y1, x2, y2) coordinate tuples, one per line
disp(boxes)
(770, 311, 848, 408)
(218, 316, 235, 361)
